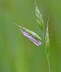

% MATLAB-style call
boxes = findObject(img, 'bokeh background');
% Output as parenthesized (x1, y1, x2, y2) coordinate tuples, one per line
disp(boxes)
(0, 0, 61, 72)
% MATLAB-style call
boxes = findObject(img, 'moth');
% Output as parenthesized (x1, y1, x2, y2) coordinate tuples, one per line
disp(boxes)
(16, 24, 42, 46)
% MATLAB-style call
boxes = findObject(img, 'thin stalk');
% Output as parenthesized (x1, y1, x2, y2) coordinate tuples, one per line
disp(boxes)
(44, 20, 51, 72)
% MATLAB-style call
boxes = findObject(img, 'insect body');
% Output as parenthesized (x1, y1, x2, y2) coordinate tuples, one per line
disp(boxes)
(16, 24, 42, 46)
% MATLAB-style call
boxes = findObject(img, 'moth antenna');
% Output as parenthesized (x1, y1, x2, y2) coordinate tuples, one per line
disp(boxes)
(16, 24, 22, 29)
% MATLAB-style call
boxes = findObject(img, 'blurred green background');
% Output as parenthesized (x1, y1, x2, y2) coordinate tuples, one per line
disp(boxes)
(0, 0, 61, 72)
